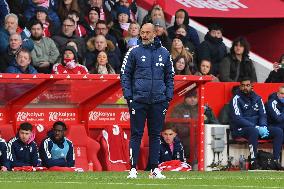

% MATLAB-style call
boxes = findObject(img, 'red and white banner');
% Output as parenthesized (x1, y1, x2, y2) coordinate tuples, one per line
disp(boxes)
(139, 0, 284, 18)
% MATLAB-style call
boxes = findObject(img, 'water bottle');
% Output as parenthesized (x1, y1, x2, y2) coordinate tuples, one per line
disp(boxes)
(239, 155, 246, 171)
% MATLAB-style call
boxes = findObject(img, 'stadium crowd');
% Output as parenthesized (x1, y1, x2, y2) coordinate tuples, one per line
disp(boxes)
(0, 0, 284, 174)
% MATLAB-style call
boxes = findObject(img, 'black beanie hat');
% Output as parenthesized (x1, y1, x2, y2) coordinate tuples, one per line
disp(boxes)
(62, 45, 78, 63)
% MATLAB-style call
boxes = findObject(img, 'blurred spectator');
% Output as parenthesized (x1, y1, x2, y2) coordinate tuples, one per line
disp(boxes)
(125, 21, 140, 49)
(65, 40, 85, 65)
(153, 18, 171, 51)
(0, 0, 9, 26)
(159, 123, 186, 163)
(219, 36, 257, 82)
(198, 23, 227, 76)
(23, 0, 60, 29)
(265, 54, 284, 83)
(30, 20, 59, 73)
(7, 0, 28, 28)
(173, 55, 191, 75)
(111, 5, 131, 55)
(40, 121, 75, 168)
(0, 33, 23, 72)
(194, 59, 219, 82)
(114, 0, 137, 22)
(0, 13, 34, 53)
(52, 45, 88, 74)
(171, 34, 195, 73)
(0, 130, 9, 171)
(84, 7, 100, 36)
(142, 4, 165, 25)
(90, 51, 115, 74)
(52, 17, 86, 61)
(33, 6, 57, 37)
(86, 34, 121, 73)
(167, 9, 200, 47)
(8, 122, 41, 169)
(57, 0, 82, 22)
(6, 48, 37, 74)
(67, 10, 87, 38)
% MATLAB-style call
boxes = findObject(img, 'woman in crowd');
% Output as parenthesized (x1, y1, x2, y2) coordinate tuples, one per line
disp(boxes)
(90, 51, 115, 74)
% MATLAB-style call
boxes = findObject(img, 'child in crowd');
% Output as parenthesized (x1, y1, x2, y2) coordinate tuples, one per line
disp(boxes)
(90, 51, 115, 74)
(195, 59, 219, 82)
(159, 123, 186, 163)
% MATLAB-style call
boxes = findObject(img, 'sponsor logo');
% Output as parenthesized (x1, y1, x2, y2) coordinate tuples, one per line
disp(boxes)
(17, 112, 45, 122)
(176, 0, 248, 11)
(49, 112, 76, 122)
(120, 111, 130, 121)
(0, 112, 4, 121)
(89, 111, 115, 121)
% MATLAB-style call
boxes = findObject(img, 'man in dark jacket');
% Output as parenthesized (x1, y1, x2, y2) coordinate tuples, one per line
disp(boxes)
(121, 23, 174, 179)
(8, 122, 41, 169)
(0, 132, 9, 171)
(229, 78, 283, 169)
(0, 0, 9, 26)
(198, 23, 227, 76)
(266, 85, 284, 131)
(40, 121, 75, 168)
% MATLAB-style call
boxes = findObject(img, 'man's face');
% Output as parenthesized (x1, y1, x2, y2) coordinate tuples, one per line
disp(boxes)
(53, 125, 65, 141)
(89, 10, 99, 23)
(31, 24, 43, 41)
(162, 129, 176, 145)
(19, 129, 32, 144)
(62, 19, 76, 37)
(240, 80, 252, 94)
(96, 23, 108, 36)
(140, 23, 156, 45)
(5, 16, 18, 34)
(185, 96, 198, 106)
(209, 30, 222, 38)
(277, 87, 284, 100)
(95, 35, 107, 51)
(16, 51, 31, 68)
(234, 42, 245, 56)
(9, 34, 22, 50)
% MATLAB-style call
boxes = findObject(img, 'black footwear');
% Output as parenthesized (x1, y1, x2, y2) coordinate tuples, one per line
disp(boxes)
(273, 160, 283, 170)
(249, 160, 260, 170)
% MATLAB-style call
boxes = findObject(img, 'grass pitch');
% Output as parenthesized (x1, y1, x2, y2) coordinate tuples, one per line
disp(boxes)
(0, 171, 283, 189)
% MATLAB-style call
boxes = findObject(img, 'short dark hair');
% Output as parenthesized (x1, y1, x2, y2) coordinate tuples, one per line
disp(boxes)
(208, 23, 223, 33)
(19, 122, 33, 131)
(53, 121, 67, 130)
(29, 19, 43, 30)
(96, 20, 107, 27)
(67, 10, 80, 18)
(240, 77, 252, 83)
(230, 36, 250, 57)
(162, 122, 178, 133)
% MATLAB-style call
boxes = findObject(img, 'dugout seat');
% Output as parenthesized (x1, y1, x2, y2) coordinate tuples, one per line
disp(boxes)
(0, 124, 15, 141)
(97, 125, 130, 171)
(66, 124, 102, 171)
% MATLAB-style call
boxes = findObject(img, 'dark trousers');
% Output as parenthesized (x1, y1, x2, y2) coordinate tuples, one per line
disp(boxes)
(232, 126, 283, 160)
(128, 101, 167, 168)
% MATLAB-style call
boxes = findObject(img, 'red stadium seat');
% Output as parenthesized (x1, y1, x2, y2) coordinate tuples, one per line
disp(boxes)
(97, 125, 130, 171)
(66, 124, 102, 171)
(0, 124, 15, 141)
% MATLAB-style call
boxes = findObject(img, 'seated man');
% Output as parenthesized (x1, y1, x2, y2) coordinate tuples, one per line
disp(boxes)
(8, 122, 41, 169)
(266, 85, 284, 132)
(40, 121, 75, 168)
(159, 123, 186, 163)
(229, 77, 283, 169)
(0, 131, 9, 171)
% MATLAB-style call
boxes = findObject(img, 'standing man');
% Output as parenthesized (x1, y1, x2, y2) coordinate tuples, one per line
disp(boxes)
(266, 85, 284, 132)
(121, 23, 174, 179)
(229, 78, 283, 170)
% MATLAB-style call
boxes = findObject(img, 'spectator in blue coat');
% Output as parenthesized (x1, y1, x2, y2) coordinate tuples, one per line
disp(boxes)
(0, 131, 9, 171)
(0, 0, 9, 26)
(6, 48, 38, 74)
(266, 85, 284, 132)
(0, 13, 34, 53)
(159, 123, 186, 163)
(40, 121, 75, 168)
(229, 78, 283, 170)
(8, 122, 41, 169)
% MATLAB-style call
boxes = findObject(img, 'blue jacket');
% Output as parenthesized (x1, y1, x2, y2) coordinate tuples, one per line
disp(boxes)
(39, 133, 75, 168)
(8, 136, 41, 168)
(0, 0, 9, 25)
(229, 89, 267, 130)
(0, 27, 34, 54)
(266, 92, 284, 125)
(120, 38, 174, 104)
(159, 136, 186, 163)
(6, 59, 38, 74)
(0, 138, 9, 169)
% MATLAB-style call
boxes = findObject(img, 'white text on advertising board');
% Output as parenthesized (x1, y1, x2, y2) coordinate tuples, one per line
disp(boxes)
(17, 112, 45, 122)
(89, 111, 115, 121)
(49, 112, 76, 122)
